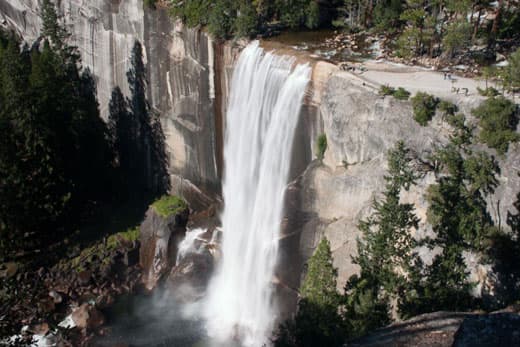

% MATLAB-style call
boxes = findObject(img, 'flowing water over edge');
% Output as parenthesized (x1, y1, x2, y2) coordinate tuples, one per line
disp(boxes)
(204, 41, 311, 346)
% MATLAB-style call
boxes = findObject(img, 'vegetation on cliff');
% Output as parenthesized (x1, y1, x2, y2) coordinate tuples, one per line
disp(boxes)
(152, 195, 188, 217)
(472, 96, 519, 155)
(165, 0, 519, 66)
(275, 238, 345, 347)
(0, 0, 170, 260)
(277, 112, 519, 343)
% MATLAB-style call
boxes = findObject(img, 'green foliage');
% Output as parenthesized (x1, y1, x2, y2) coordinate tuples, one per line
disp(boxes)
(143, 0, 158, 8)
(411, 92, 439, 126)
(373, 0, 403, 31)
(393, 87, 411, 100)
(399, 131, 498, 316)
(380, 85, 411, 100)
(355, 141, 419, 283)
(234, 2, 259, 37)
(442, 20, 472, 58)
(343, 275, 391, 338)
(275, 238, 344, 347)
(152, 195, 187, 217)
(472, 96, 519, 155)
(169, 0, 325, 38)
(301, 238, 340, 307)
(477, 86, 500, 97)
(305, 1, 320, 29)
(317, 133, 327, 160)
(60, 226, 139, 272)
(344, 141, 417, 333)
(504, 48, 520, 93)
(0, 8, 114, 256)
(438, 100, 458, 117)
(379, 84, 395, 96)
(1, 1, 169, 258)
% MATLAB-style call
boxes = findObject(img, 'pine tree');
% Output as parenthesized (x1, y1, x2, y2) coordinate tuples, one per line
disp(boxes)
(344, 141, 418, 334)
(275, 238, 345, 347)
(301, 238, 340, 307)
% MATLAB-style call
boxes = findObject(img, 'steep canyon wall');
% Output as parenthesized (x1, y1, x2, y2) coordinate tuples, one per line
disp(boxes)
(0, 0, 239, 193)
(3, 0, 520, 317)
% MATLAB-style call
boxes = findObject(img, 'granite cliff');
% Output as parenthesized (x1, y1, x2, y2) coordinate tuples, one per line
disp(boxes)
(2, 0, 520, 321)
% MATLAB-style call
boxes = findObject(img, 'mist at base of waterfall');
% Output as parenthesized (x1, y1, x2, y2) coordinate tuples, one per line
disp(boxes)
(97, 290, 249, 347)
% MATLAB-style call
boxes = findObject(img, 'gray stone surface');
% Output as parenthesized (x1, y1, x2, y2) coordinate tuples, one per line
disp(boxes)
(139, 205, 189, 291)
(1, 0, 226, 191)
(350, 307, 520, 347)
(280, 72, 520, 312)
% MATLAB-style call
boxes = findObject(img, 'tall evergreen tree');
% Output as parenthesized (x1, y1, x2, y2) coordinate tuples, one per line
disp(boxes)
(344, 141, 418, 335)
(275, 238, 345, 347)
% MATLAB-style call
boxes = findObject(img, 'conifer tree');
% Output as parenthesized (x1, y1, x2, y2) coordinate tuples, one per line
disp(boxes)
(344, 141, 418, 335)
(275, 238, 345, 347)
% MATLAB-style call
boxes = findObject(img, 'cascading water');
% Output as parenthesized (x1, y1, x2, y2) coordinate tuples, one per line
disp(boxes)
(204, 41, 311, 346)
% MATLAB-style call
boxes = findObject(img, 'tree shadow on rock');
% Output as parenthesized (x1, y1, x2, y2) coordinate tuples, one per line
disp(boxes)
(109, 40, 170, 205)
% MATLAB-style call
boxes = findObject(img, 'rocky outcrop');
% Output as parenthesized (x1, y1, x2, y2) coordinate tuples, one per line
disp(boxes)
(139, 204, 189, 290)
(279, 69, 520, 315)
(350, 307, 520, 347)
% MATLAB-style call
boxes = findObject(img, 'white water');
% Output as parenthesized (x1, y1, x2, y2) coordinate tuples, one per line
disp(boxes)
(204, 41, 311, 346)
(176, 228, 207, 265)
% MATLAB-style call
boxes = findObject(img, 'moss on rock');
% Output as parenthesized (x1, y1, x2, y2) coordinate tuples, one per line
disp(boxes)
(151, 195, 188, 218)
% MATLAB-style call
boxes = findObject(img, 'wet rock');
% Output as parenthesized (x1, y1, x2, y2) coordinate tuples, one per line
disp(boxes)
(140, 205, 189, 291)
(28, 322, 49, 336)
(167, 248, 214, 302)
(124, 247, 140, 267)
(71, 304, 90, 329)
(49, 290, 63, 304)
(70, 304, 105, 331)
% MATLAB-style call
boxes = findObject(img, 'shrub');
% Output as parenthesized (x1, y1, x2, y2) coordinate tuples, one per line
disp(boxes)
(393, 87, 411, 100)
(446, 113, 466, 129)
(317, 134, 327, 160)
(477, 86, 500, 97)
(411, 92, 439, 126)
(472, 96, 519, 155)
(438, 100, 458, 116)
(379, 84, 395, 96)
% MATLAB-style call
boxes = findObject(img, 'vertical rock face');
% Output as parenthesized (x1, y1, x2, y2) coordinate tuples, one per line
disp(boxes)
(139, 205, 189, 291)
(1, 0, 226, 192)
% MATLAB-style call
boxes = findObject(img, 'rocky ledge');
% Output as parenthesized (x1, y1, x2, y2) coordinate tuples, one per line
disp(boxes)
(350, 306, 520, 347)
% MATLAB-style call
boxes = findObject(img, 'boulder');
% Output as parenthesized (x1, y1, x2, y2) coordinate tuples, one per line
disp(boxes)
(70, 303, 105, 331)
(453, 312, 520, 346)
(140, 203, 189, 291)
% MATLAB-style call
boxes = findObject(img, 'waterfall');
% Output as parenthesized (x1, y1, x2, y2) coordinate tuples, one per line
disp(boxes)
(176, 228, 207, 265)
(204, 41, 311, 346)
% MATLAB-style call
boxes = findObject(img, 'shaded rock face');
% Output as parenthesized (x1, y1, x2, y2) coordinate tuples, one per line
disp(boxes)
(453, 311, 520, 347)
(139, 206, 189, 291)
(0, 0, 234, 192)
